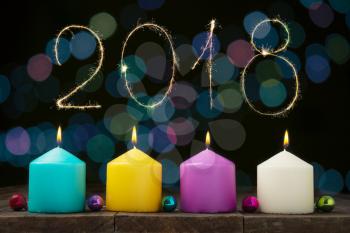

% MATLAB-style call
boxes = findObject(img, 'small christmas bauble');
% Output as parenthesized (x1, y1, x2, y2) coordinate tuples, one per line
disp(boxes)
(242, 196, 259, 213)
(9, 193, 27, 211)
(316, 195, 335, 212)
(87, 195, 104, 211)
(162, 196, 177, 212)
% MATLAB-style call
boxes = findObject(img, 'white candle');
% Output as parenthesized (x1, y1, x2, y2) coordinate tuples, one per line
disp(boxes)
(257, 131, 314, 214)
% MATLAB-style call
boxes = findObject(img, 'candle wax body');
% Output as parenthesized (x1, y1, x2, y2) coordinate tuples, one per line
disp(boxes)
(257, 150, 314, 214)
(180, 149, 236, 213)
(106, 147, 162, 212)
(28, 147, 86, 213)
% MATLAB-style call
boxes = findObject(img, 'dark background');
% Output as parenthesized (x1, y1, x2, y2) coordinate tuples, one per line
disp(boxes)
(0, 0, 349, 189)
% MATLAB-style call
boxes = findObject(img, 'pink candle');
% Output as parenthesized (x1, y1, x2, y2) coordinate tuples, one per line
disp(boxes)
(180, 132, 236, 213)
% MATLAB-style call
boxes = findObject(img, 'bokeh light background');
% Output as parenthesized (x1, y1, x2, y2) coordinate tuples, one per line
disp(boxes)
(1, 0, 350, 194)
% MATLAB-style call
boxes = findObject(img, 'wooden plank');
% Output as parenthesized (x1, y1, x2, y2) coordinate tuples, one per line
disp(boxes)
(243, 214, 350, 233)
(0, 211, 115, 233)
(115, 212, 243, 233)
(1, 185, 350, 233)
(243, 194, 350, 233)
(0, 185, 114, 233)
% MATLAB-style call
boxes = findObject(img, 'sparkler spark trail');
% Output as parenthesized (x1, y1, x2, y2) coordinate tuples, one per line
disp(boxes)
(240, 18, 300, 116)
(120, 22, 178, 109)
(251, 18, 290, 54)
(191, 19, 216, 109)
(54, 25, 104, 110)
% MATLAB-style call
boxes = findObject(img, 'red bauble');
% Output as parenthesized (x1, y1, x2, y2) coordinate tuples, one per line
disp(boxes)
(9, 193, 27, 211)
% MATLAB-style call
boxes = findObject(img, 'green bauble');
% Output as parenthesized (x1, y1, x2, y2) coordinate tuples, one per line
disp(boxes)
(162, 196, 177, 212)
(316, 195, 335, 212)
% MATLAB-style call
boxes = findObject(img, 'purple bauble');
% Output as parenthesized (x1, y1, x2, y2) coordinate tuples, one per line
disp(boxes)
(87, 195, 104, 211)
(242, 196, 259, 213)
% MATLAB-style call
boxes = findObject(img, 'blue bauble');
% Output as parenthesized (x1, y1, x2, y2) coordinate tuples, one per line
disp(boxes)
(87, 194, 104, 211)
(162, 196, 177, 212)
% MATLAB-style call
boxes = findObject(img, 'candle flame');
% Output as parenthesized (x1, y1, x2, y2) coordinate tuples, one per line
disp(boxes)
(205, 131, 210, 147)
(57, 126, 62, 145)
(283, 130, 289, 149)
(132, 126, 137, 146)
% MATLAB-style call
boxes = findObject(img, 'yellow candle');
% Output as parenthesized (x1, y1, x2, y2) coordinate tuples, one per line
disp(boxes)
(106, 126, 162, 212)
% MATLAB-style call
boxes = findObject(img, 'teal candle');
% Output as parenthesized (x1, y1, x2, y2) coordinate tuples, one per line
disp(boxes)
(28, 146, 86, 213)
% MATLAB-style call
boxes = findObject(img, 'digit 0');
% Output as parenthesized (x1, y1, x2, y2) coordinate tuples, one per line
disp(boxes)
(120, 23, 178, 109)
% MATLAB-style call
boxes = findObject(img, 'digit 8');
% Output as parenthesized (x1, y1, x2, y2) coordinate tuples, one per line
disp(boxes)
(240, 18, 299, 116)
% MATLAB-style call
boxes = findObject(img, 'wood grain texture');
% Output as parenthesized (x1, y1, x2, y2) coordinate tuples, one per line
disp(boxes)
(0, 211, 115, 233)
(244, 214, 350, 233)
(0, 185, 114, 233)
(115, 212, 243, 233)
(243, 194, 350, 233)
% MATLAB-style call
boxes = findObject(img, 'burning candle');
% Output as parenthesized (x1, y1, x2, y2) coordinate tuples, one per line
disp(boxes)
(106, 126, 162, 212)
(28, 126, 86, 213)
(257, 130, 314, 214)
(180, 131, 236, 213)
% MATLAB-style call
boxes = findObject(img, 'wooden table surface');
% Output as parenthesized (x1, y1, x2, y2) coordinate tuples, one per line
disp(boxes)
(0, 185, 349, 233)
